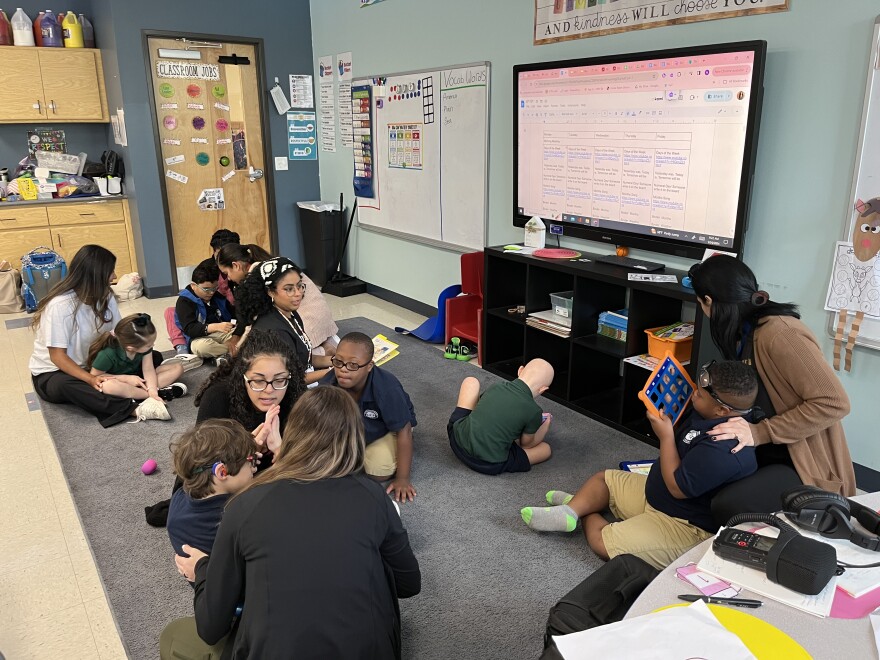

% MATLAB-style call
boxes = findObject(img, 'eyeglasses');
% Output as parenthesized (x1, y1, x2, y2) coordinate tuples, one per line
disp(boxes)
(132, 313, 151, 328)
(280, 281, 307, 295)
(195, 283, 218, 294)
(698, 360, 752, 414)
(330, 356, 371, 371)
(243, 375, 291, 392)
(191, 455, 255, 477)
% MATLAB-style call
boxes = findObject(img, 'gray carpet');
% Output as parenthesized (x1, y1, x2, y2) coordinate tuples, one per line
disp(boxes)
(44, 317, 658, 659)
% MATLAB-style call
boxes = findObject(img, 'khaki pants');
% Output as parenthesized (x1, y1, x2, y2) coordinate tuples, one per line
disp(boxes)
(601, 469, 712, 570)
(364, 432, 398, 478)
(159, 617, 228, 660)
(190, 330, 233, 359)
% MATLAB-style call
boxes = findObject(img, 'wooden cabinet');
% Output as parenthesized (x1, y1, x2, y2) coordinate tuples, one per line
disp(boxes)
(0, 199, 137, 278)
(482, 247, 710, 447)
(0, 47, 109, 123)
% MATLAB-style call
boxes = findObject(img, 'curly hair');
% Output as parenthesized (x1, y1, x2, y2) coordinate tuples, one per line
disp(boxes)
(234, 258, 304, 328)
(194, 329, 307, 431)
(705, 360, 759, 411)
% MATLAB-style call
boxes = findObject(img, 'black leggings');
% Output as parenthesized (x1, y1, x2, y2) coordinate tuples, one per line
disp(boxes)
(30, 350, 164, 428)
(710, 463, 803, 527)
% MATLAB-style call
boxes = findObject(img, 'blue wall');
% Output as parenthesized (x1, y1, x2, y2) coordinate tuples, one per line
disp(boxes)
(91, 0, 319, 293)
(310, 1, 880, 471)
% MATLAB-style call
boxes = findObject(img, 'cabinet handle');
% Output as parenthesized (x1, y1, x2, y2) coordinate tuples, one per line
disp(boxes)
(33, 100, 41, 112)
(78, 212, 97, 217)
(57, 233, 62, 247)
(49, 100, 57, 114)
(0, 217, 16, 222)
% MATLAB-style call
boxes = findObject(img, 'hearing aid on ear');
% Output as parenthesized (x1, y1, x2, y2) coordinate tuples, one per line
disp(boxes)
(213, 462, 228, 478)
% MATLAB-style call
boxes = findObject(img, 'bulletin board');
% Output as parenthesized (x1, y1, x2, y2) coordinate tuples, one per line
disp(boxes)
(353, 62, 490, 252)
(826, 16, 880, 351)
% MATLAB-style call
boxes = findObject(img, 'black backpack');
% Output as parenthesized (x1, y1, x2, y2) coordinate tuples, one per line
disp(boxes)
(540, 555, 659, 659)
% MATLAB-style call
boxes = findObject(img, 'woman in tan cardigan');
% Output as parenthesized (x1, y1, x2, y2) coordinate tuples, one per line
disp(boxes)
(688, 256, 855, 524)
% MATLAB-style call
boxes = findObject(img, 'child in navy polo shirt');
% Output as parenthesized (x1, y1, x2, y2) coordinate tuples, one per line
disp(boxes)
(174, 259, 235, 360)
(320, 332, 417, 503)
(521, 360, 759, 570)
(167, 419, 258, 557)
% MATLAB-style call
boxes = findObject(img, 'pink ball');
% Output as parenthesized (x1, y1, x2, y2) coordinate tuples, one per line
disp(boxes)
(141, 459, 158, 475)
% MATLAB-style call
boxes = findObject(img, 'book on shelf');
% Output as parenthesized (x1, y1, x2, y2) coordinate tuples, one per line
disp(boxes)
(624, 353, 689, 370)
(528, 308, 572, 328)
(525, 316, 571, 337)
(372, 334, 399, 366)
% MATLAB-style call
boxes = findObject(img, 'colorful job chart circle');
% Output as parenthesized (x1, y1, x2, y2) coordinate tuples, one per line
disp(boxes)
(159, 83, 174, 98)
(163, 115, 177, 130)
(219, 156, 230, 167)
(196, 152, 210, 166)
(212, 84, 226, 99)
(187, 84, 202, 98)
(192, 116, 206, 130)
(215, 118, 229, 132)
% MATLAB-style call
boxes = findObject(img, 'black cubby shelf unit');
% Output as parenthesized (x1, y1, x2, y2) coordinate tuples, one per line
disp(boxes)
(482, 246, 709, 447)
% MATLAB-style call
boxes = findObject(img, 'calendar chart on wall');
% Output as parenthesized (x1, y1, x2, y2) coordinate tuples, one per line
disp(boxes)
(353, 62, 490, 252)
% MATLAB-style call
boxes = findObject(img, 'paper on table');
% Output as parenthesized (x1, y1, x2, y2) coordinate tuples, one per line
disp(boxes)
(553, 600, 756, 660)
(697, 528, 838, 617)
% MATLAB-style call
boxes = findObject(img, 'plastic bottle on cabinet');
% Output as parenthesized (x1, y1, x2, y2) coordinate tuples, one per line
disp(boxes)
(61, 11, 81, 47)
(11, 8, 35, 45)
(32, 10, 43, 45)
(78, 13, 93, 47)
(0, 11, 12, 45)
(39, 10, 61, 47)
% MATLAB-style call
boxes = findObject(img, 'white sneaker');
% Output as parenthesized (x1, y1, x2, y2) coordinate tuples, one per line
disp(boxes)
(131, 397, 171, 422)
(162, 353, 204, 373)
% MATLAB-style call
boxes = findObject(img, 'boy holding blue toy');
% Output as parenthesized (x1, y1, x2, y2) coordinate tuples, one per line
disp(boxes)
(521, 360, 759, 570)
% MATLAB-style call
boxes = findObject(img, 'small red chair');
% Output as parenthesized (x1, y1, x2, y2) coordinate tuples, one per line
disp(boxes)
(445, 251, 484, 363)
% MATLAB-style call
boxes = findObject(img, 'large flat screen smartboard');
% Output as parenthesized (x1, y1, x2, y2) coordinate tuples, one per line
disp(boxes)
(354, 62, 490, 252)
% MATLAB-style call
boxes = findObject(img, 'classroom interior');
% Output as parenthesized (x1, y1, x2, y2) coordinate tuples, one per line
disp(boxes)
(2, 0, 880, 657)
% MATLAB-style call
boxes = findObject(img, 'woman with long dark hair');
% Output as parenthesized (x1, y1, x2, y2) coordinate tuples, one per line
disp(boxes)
(162, 387, 421, 659)
(194, 328, 306, 436)
(234, 257, 334, 385)
(29, 245, 166, 425)
(688, 255, 855, 521)
(216, 243, 339, 359)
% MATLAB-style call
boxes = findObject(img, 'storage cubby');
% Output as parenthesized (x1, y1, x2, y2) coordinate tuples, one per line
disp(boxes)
(482, 247, 707, 446)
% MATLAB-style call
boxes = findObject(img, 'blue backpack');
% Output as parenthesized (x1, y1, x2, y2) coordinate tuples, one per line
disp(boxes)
(21, 247, 67, 313)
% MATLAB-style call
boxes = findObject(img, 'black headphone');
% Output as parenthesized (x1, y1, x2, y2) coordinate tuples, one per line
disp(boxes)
(783, 485, 880, 552)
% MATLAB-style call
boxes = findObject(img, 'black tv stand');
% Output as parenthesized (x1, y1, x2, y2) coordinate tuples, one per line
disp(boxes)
(595, 255, 665, 272)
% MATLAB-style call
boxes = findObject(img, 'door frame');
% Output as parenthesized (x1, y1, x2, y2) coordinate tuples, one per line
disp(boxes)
(142, 29, 279, 291)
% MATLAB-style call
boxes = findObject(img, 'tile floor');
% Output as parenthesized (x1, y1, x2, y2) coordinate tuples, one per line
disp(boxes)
(0, 293, 426, 659)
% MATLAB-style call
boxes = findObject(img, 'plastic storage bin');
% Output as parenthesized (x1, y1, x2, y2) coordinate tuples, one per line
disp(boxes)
(645, 323, 694, 362)
(550, 291, 573, 323)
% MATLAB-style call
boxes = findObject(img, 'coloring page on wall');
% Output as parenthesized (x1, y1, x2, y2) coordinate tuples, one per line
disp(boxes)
(824, 241, 880, 318)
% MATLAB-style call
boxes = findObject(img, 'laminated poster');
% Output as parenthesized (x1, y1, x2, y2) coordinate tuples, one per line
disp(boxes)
(287, 111, 318, 161)
(197, 188, 225, 211)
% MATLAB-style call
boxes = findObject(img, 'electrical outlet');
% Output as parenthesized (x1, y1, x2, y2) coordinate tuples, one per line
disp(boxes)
(549, 224, 563, 235)
(274, 157, 288, 171)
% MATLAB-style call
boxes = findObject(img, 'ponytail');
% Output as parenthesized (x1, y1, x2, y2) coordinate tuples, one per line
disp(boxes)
(86, 332, 119, 370)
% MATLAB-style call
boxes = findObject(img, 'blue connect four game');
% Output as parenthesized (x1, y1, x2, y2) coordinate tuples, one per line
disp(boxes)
(638, 351, 695, 426)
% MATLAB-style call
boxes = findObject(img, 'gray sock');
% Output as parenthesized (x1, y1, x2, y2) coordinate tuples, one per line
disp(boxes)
(521, 504, 578, 532)
(545, 490, 574, 506)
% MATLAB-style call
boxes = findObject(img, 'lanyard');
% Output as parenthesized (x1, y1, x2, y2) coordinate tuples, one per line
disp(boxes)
(275, 307, 312, 366)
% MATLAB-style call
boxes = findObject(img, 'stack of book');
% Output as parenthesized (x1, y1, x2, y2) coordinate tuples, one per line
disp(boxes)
(526, 309, 571, 338)
(597, 309, 628, 341)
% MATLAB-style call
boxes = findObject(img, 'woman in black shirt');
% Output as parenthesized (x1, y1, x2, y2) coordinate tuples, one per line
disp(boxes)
(234, 257, 333, 385)
(162, 387, 421, 660)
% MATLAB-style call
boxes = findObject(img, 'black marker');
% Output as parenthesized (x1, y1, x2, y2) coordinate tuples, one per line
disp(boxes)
(678, 594, 763, 608)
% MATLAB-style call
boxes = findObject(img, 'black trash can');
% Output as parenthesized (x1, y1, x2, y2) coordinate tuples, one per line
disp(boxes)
(296, 202, 345, 287)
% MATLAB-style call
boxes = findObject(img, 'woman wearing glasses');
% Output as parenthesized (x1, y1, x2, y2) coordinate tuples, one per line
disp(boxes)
(688, 255, 855, 522)
(194, 329, 306, 463)
(235, 257, 334, 386)
(162, 387, 421, 660)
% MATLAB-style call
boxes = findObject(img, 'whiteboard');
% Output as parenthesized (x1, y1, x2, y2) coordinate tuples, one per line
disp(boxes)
(354, 62, 490, 252)
(826, 16, 880, 350)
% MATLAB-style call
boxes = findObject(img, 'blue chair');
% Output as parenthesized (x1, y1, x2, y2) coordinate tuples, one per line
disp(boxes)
(394, 284, 462, 343)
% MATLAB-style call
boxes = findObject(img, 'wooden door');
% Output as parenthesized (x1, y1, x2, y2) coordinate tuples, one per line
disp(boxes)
(0, 48, 47, 121)
(0, 228, 53, 269)
(39, 49, 107, 121)
(54, 224, 133, 276)
(147, 37, 271, 280)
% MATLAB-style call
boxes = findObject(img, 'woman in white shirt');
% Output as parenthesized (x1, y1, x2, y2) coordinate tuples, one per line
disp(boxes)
(30, 245, 165, 426)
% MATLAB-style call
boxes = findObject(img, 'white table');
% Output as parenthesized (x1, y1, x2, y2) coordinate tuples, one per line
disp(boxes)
(626, 493, 880, 659)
